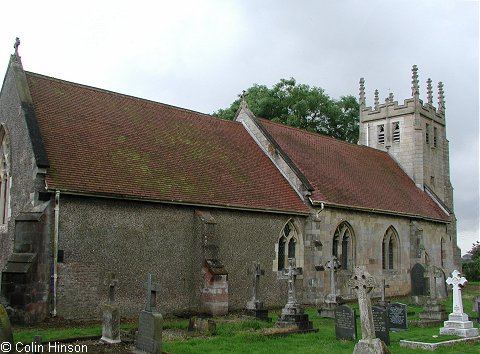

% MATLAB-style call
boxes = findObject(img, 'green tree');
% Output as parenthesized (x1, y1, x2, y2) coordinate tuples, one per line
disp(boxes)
(213, 78, 359, 143)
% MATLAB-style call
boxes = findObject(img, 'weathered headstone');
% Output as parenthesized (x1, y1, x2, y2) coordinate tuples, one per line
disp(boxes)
(440, 270, 479, 337)
(275, 259, 315, 331)
(334, 305, 357, 341)
(388, 302, 407, 330)
(318, 256, 342, 318)
(188, 316, 216, 335)
(410, 263, 427, 304)
(0, 304, 13, 354)
(473, 296, 480, 323)
(348, 266, 390, 354)
(135, 274, 163, 354)
(419, 265, 447, 324)
(246, 261, 270, 321)
(372, 306, 390, 345)
(100, 272, 121, 344)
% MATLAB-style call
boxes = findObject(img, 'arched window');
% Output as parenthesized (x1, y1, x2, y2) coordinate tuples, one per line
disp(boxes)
(277, 221, 298, 271)
(0, 126, 11, 229)
(382, 226, 399, 270)
(332, 222, 355, 270)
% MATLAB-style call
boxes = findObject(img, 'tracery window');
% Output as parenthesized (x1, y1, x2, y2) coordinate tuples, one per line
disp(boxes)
(0, 126, 11, 230)
(277, 221, 298, 271)
(382, 226, 399, 270)
(332, 222, 355, 270)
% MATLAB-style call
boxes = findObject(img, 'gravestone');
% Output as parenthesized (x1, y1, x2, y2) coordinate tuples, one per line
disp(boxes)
(410, 263, 427, 304)
(0, 304, 13, 354)
(388, 302, 407, 330)
(100, 272, 121, 344)
(275, 259, 315, 331)
(348, 266, 390, 354)
(473, 296, 480, 323)
(318, 256, 342, 318)
(334, 305, 357, 341)
(188, 316, 216, 335)
(419, 265, 447, 324)
(440, 270, 479, 337)
(245, 261, 270, 321)
(372, 306, 390, 345)
(135, 274, 163, 354)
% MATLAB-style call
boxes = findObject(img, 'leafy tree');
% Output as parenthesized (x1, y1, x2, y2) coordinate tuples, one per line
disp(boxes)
(213, 78, 359, 143)
(463, 241, 480, 281)
(466, 240, 480, 260)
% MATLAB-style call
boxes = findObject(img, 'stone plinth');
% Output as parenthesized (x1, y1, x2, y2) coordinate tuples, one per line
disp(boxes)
(135, 310, 163, 354)
(440, 313, 479, 337)
(275, 303, 314, 330)
(419, 300, 447, 321)
(100, 303, 121, 344)
(353, 338, 390, 354)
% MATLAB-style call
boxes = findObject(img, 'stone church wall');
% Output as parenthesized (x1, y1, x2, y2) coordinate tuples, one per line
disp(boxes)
(56, 194, 300, 319)
(301, 207, 450, 304)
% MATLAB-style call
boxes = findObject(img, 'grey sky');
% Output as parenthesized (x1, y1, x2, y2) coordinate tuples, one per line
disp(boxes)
(1, 0, 478, 254)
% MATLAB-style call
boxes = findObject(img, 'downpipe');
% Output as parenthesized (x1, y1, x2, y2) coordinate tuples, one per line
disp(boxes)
(51, 190, 60, 317)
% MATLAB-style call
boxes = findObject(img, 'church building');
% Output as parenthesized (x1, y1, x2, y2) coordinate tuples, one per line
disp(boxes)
(0, 47, 460, 323)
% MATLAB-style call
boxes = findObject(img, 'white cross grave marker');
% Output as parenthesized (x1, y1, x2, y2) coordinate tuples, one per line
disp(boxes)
(446, 270, 467, 315)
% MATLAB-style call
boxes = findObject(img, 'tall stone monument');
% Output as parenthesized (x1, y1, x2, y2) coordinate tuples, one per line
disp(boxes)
(318, 256, 342, 318)
(100, 272, 121, 344)
(275, 259, 315, 331)
(348, 266, 390, 354)
(245, 261, 270, 321)
(135, 274, 163, 354)
(440, 270, 479, 337)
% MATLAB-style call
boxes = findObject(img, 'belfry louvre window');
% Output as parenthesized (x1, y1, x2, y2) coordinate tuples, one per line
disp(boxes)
(392, 122, 400, 143)
(426, 123, 430, 144)
(433, 127, 438, 147)
(377, 124, 385, 145)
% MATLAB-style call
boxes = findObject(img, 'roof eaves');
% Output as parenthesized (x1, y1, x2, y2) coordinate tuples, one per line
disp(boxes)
(309, 198, 449, 223)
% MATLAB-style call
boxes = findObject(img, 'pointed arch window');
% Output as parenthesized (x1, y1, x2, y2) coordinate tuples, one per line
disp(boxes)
(332, 222, 355, 270)
(440, 238, 446, 268)
(0, 127, 11, 230)
(382, 227, 400, 271)
(277, 221, 299, 271)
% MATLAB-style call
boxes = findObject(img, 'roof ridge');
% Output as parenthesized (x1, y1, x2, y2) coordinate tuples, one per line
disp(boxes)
(25, 71, 241, 127)
(258, 117, 389, 155)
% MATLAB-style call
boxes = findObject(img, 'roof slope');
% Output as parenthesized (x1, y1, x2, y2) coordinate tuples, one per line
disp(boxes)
(25, 72, 309, 214)
(260, 119, 448, 221)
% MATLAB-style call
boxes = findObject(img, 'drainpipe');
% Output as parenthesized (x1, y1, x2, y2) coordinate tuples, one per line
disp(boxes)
(51, 190, 60, 317)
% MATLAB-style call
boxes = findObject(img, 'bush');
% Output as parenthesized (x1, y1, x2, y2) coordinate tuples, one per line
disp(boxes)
(463, 258, 480, 281)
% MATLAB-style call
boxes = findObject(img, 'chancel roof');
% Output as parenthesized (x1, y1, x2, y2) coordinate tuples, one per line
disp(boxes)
(259, 119, 449, 221)
(25, 72, 310, 214)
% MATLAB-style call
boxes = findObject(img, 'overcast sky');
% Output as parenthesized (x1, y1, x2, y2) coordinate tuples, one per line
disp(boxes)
(1, 1, 478, 254)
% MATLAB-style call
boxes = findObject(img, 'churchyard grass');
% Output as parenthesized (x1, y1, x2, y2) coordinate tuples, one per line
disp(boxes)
(11, 283, 479, 353)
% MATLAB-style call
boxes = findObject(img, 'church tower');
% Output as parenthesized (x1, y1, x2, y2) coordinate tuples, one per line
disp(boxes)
(358, 65, 460, 269)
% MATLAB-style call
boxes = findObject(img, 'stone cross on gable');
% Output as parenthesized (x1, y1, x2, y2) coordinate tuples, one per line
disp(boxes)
(144, 274, 160, 312)
(280, 258, 302, 305)
(348, 266, 377, 340)
(104, 272, 118, 304)
(248, 261, 264, 302)
(446, 270, 467, 314)
(13, 37, 22, 64)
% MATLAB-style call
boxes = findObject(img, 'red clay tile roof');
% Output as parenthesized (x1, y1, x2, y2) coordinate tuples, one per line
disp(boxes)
(25, 72, 309, 214)
(259, 119, 449, 221)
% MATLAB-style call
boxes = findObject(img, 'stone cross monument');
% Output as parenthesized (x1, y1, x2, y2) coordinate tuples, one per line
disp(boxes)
(440, 270, 479, 337)
(135, 274, 163, 354)
(348, 266, 390, 354)
(101, 272, 121, 344)
(275, 259, 315, 331)
(245, 261, 270, 321)
(319, 256, 342, 318)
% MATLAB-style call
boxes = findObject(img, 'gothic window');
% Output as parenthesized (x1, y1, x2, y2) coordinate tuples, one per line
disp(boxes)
(277, 221, 298, 271)
(0, 127, 11, 230)
(392, 122, 400, 143)
(426, 123, 430, 144)
(433, 127, 438, 147)
(382, 226, 399, 271)
(332, 222, 355, 270)
(377, 124, 385, 145)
